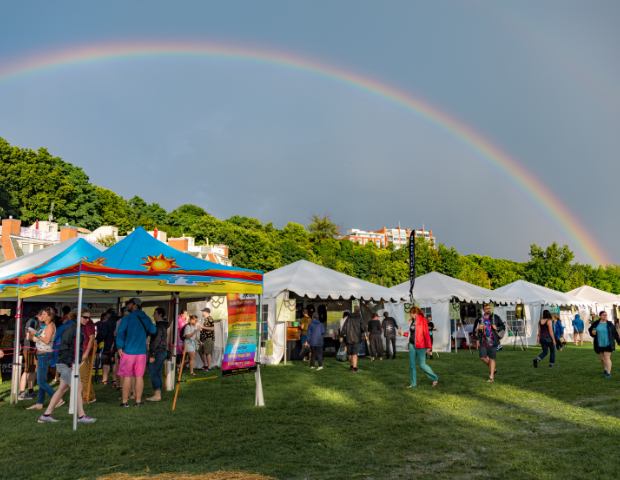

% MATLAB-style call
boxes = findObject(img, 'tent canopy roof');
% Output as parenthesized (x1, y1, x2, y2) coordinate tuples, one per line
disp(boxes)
(566, 285, 619, 306)
(0, 237, 105, 280)
(263, 260, 408, 302)
(392, 271, 520, 305)
(495, 280, 591, 307)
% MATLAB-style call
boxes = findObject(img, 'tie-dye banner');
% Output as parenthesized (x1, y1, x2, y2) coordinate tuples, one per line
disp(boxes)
(222, 293, 258, 376)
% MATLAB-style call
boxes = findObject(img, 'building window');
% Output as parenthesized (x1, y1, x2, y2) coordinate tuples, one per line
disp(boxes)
(422, 307, 432, 318)
(33, 245, 41, 252)
(505, 309, 524, 336)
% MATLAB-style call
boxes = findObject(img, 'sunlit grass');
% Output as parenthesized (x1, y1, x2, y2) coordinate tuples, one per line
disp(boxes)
(1, 344, 620, 479)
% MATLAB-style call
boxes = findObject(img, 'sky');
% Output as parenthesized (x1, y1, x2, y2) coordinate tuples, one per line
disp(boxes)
(0, 1, 619, 265)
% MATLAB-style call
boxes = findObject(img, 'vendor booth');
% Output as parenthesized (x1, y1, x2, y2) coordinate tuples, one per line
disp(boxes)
(567, 285, 619, 321)
(6, 227, 263, 425)
(495, 280, 593, 345)
(389, 272, 520, 352)
(262, 260, 408, 364)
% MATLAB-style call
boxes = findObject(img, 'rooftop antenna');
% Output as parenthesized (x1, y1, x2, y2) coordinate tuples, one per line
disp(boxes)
(48, 202, 55, 222)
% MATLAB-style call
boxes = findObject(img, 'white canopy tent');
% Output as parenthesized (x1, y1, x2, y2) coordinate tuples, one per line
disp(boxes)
(567, 285, 619, 312)
(389, 272, 520, 352)
(495, 280, 593, 345)
(262, 260, 408, 364)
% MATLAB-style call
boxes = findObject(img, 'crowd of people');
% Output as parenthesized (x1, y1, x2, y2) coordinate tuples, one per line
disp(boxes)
(3, 298, 620, 421)
(0, 297, 219, 425)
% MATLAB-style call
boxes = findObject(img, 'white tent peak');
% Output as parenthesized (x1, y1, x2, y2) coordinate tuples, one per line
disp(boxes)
(567, 285, 619, 306)
(495, 280, 591, 307)
(391, 271, 519, 305)
(263, 260, 408, 302)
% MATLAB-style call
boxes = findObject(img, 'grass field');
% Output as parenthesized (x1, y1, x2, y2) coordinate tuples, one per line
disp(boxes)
(2, 344, 620, 480)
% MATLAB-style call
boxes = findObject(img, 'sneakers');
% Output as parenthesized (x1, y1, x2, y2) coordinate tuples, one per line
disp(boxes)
(605, 372, 612, 378)
(38, 414, 58, 423)
(78, 415, 97, 424)
(604, 370, 609, 375)
(317, 366, 323, 371)
(533, 358, 539, 368)
(119, 402, 129, 407)
(135, 402, 145, 407)
(351, 368, 359, 373)
(18, 392, 33, 401)
(549, 363, 554, 368)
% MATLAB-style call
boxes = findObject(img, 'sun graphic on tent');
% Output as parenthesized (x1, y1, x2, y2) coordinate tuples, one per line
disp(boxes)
(141, 254, 180, 272)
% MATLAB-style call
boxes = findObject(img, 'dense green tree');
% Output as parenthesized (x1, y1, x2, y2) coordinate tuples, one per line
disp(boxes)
(525, 242, 575, 291)
(307, 214, 342, 242)
(96, 187, 136, 234)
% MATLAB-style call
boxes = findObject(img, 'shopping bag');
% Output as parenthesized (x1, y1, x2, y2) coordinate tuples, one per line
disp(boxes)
(299, 344, 311, 359)
(336, 343, 348, 362)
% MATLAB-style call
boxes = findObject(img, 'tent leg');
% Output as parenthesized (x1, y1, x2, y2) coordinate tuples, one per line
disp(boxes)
(10, 299, 23, 404)
(73, 288, 84, 431)
(255, 364, 265, 407)
(167, 294, 179, 392)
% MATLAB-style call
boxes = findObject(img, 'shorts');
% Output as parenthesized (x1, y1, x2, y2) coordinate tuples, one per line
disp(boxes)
(56, 363, 72, 385)
(598, 345, 614, 353)
(101, 353, 115, 366)
(186, 339, 196, 353)
(118, 353, 147, 378)
(345, 343, 360, 356)
(23, 348, 37, 373)
(301, 334, 307, 344)
(199, 338, 214, 355)
(479, 345, 497, 360)
(575, 330, 584, 334)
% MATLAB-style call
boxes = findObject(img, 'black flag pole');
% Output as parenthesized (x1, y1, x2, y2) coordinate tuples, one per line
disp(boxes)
(409, 229, 416, 302)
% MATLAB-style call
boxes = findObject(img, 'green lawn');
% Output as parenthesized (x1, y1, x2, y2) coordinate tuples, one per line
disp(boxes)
(1, 345, 620, 479)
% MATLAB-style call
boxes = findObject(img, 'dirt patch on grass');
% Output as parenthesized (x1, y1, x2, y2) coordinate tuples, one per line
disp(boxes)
(96, 472, 275, 480)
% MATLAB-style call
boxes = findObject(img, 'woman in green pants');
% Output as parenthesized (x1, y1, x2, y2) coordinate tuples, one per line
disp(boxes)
(399, 306, 439, 388)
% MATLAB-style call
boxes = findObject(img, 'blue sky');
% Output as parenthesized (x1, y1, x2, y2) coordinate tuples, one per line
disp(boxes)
(1, 1, 619, 264)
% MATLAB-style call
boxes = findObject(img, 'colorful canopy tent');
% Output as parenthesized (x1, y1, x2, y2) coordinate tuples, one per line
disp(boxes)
(389, 272, 520, 352)
(495, 280, 593, 345)
(0, 238, 106, 299)
(9, 227, 264, 423)
(262, 260, 409, 364)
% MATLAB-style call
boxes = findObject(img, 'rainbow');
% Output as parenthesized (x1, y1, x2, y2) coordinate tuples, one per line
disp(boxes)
(0, 41, 611, 265)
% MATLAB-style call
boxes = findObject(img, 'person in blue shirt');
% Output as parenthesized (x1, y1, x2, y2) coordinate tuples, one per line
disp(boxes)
(572, 314, 585, 346)
(305, 313, 326, 370)
(552, 315, 565, 352)
(116, 298, 157, 407)
(588, 311, 620, 378)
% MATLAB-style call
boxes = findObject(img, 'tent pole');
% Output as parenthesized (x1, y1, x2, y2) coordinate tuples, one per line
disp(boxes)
(170, 293, 179, 391)
(10, 299, 24, 404)
(73, 286, 83, 431)
(255, 294, 265, 407)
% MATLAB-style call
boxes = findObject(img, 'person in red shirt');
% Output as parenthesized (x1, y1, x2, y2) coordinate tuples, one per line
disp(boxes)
(79, 309, 97, 404)
(398, 306, 438, 388)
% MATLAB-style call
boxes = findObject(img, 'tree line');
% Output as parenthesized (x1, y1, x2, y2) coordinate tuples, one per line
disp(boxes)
(1, 137, 619, 293)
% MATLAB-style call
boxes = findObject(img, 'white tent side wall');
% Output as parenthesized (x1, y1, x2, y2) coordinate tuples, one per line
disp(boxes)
(385, 301, 450, 353)
(264, 291, 287, 365)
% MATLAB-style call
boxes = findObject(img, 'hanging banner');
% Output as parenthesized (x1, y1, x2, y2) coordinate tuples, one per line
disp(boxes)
(450, 303, 460, 320)
(404, 302, 420, 317)
(222, 293, 258, 377)
(276, 299, 296, 322)
(409, 230, 416, 295)
(210, 296, 228, 322)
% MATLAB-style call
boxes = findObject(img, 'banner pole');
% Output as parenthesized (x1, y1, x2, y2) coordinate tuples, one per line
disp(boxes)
(172, 341, 187, 411)
(255, 293, 265, 407)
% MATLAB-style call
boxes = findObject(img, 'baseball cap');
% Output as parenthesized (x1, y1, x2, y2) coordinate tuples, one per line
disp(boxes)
(126, 298, 142, 306)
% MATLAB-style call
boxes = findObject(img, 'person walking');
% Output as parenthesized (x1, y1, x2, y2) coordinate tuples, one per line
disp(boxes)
(305, 312, 326, 370)
(37, 310, 97, 424)
(572, 314, 585, 347)
(182, 315, 200, 376)
(79, 308, 97, 404)
(473, 304, 506, 382)
(18, 310, 40, 401)
(26, 308, 56, 410)
(367, 313, 384, 361)
(300, 309, 311, 362)
(146, 307, 169, 402)
(553, 315, 565, 352)
(427, 314, 438, 360)
(198, 308, 215, 371)
(588, 311, 620, 378)
(338, 310, 350, 354)
(341, 306, 367, 373)
(398, 306, 438, 388)
(116, 298, 156, 407)
(534, 310, 557, 368)
(382, 312, 398, 359)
